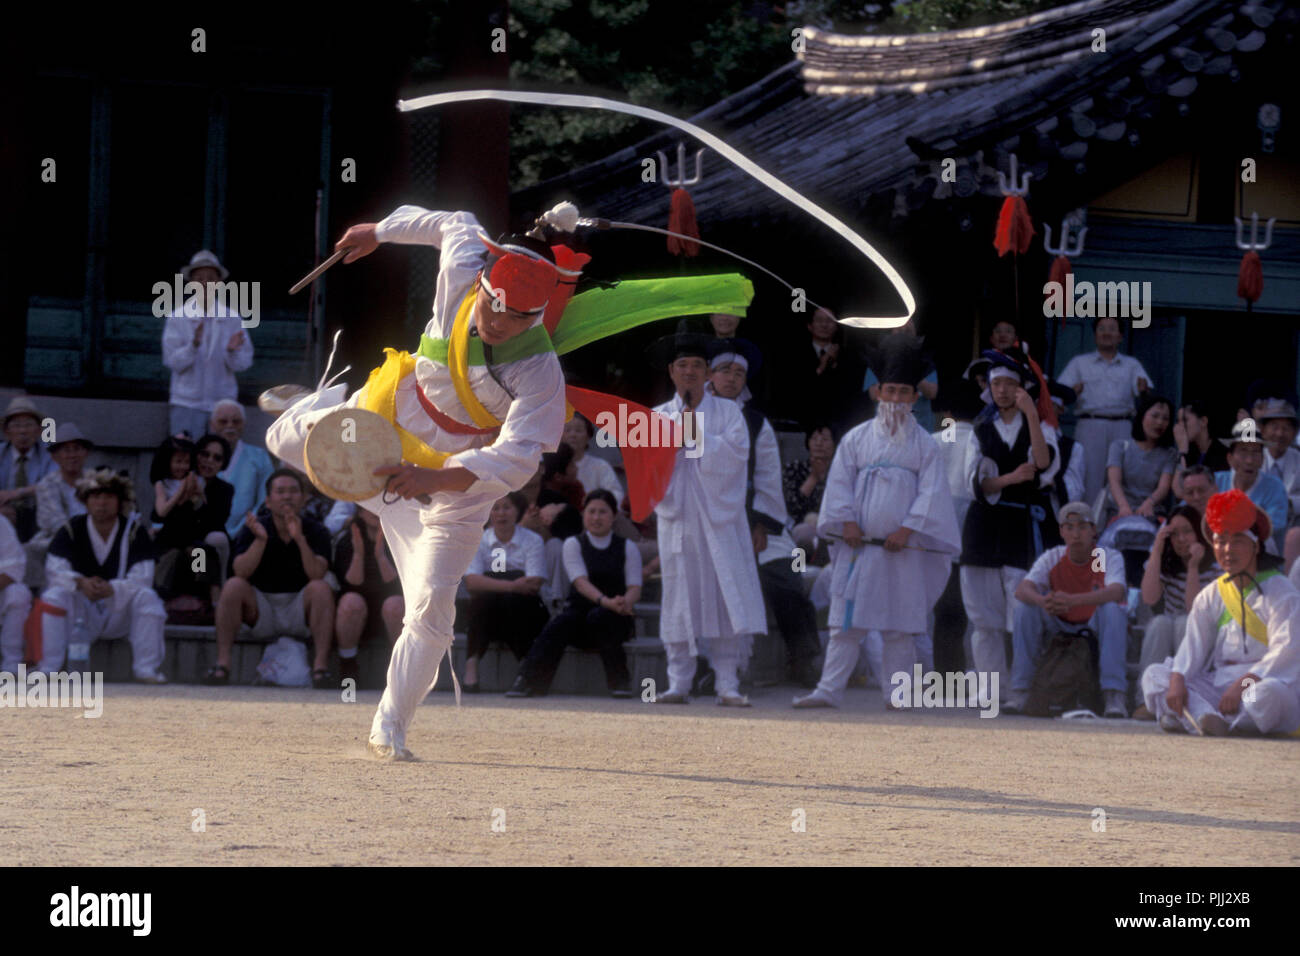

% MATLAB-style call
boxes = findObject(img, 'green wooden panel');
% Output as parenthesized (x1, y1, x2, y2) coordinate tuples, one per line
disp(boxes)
(25, 348, 83, 384)
(26, 307, 83, 343)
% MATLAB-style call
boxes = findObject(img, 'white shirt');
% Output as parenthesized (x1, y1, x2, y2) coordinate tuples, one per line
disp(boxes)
(161, 304, 255, 411)
(561, 530, 642, 588)
(574, 453, 624, 503)
(465, 525, 546, 577)
(1057, 351, 1150, 416)
(375, 206, 566, 500)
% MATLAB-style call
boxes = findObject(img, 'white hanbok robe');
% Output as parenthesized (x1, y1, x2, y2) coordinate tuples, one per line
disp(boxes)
(1143, 570, 1300, 733)
(653, 392, 766, 655)
(818, 416, 961, 635)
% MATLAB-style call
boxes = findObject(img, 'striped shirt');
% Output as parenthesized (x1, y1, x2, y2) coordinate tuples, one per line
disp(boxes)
(1158, 565, 1219, 615)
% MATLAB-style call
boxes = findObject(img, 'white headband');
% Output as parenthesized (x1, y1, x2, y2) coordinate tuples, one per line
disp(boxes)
(988, 366, 1020, 384)
(709, 352, 749, 372)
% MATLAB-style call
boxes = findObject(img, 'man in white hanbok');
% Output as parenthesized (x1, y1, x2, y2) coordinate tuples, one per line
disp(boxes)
(1142, 489, 1300, 735)
(795, 337, 961, 708)
(652, 334, 767, 706)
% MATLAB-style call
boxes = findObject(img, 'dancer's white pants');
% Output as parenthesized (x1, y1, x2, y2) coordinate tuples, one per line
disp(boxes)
(1141, 660, 1300, 735)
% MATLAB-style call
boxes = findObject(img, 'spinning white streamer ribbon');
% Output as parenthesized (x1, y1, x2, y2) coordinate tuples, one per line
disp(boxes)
(397, 89, 916, 329)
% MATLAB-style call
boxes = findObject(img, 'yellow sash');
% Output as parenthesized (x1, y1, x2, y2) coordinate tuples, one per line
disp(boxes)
(359, 349, 452, 470)
(1216, 574, 1270, 646)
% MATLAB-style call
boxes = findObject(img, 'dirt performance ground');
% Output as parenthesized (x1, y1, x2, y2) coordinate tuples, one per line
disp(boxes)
(3, 684, 1297, 866)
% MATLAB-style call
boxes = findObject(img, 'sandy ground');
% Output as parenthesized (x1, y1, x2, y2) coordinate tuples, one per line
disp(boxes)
(2, 682, 1297, 866)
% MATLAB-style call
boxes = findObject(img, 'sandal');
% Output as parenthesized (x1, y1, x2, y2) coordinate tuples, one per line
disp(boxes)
(203, 664, 230, 685)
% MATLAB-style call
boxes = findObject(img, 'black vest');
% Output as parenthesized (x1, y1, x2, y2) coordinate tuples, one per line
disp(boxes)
(49, 514, 151, 581)
(568, 532, 628, 611)
(959, 413, 1060, 569)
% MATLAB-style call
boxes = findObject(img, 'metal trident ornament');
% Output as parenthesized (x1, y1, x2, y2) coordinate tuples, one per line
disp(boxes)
(996, 153, 1032, 197)
(655, 143, 707, 189)
(1235, 212, 1276, 251)
(1043, 215, 1087, 257)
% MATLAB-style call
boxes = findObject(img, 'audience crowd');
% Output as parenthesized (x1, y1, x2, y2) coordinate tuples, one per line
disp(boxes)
(2, 297, 1299, 736)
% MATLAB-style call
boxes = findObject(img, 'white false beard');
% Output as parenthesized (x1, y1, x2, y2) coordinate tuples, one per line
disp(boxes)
(877, 401, 912, 441)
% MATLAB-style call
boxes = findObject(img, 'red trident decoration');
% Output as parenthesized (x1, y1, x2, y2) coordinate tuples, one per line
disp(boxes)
(1043, 214, 1088, 329)
(659, 144, 706, 258)
(1234, 212, 1274, 311)
(993, 153, 1035, 257)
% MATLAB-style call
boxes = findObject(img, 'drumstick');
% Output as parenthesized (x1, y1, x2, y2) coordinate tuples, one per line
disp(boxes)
(823, 532, 948, 555)
(1182, 707, 1203, 736)
(289, 247, 353, 295)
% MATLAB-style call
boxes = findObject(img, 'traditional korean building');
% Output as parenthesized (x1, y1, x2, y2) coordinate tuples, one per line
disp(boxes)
(514, 0, 1298, 427)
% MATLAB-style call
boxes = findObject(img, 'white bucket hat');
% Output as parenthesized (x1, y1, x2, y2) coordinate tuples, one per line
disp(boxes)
(182, 250, 229, 281)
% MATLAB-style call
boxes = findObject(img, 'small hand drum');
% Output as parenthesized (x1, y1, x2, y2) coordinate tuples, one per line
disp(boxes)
(303, 407, 403, 502)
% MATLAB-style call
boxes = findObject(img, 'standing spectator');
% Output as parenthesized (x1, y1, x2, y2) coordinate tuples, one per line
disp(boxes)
(462, 492, 548, 692)
(1133, 504, 1218, 717)
(1178, 464, 1215, 516)
(1009, 502, 1128, 717)
(787, 307, 857, 432)
(0, 396, 57, 543)
(332, 507, 403, 687)
(161, 250, 254, 440)
(31, 470, 167, 682)
(862, 321, 939, 432)
(508, 490, 642, 698)
(1142, 489, 1300, 736)
(0, 514, 31, 674)
(210, 399, 275, 538)
(149, 435, 232, 619)
(650, 333, 766, 706)
(1057, 316, 1151, 503)
(208, 468, 334, 687)
(959, 349, 1061, 700)
(784, 423, 835, 554)
(1214, 420, 1288, 555)
(707, 339, 821, 688)
(794, 336, 961, 709)
(1100, 393, 1178, 527)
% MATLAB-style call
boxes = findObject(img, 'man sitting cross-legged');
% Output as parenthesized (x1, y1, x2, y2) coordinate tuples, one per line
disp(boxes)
(1008, 501, 1128, 716)
(1141, 489, 1300, 736)
(207, 468, 335, 687)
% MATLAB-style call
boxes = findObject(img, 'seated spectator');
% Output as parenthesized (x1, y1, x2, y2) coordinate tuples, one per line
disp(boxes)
(1102, 392, 1178, 527)
(539, 444, 585, 512)
(787, 307, 857, 432)
(1133, 505, 1218, 718)
(507, 490, 641, 698)
(1172, 399, 1228, 479)
(28, 422, 97, 589)
(211, 399, 276, 539)
(0, 396, 58, 543)
(1214, 420, 1288, 555)
(33, 422, 95, 547)
(150, 434, 232, 620)
(0, 514, 31, 674)
(208, 468, 334, 687)
(1142, 489, 1300, 735)
(1009, 502, 1128, 717)
(562, 414, 624, 501)
(462, 492, 548, 692)
(1253, 397, 1300, 564)
(1178, 464, 1215, 516)
(30, 469, 167, 682)
(784, 423, 835, 556)
(332, 507, 403, 687)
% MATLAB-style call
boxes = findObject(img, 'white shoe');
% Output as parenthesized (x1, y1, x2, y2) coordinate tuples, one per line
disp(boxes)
(1158, 713, 1186, 733)
(792, 691, 834, 709)
(1103, 690, 1128, 719)
(656, 690, 689, 704)
(717, 692, 751, 707)
(366, 737, 397, 761)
